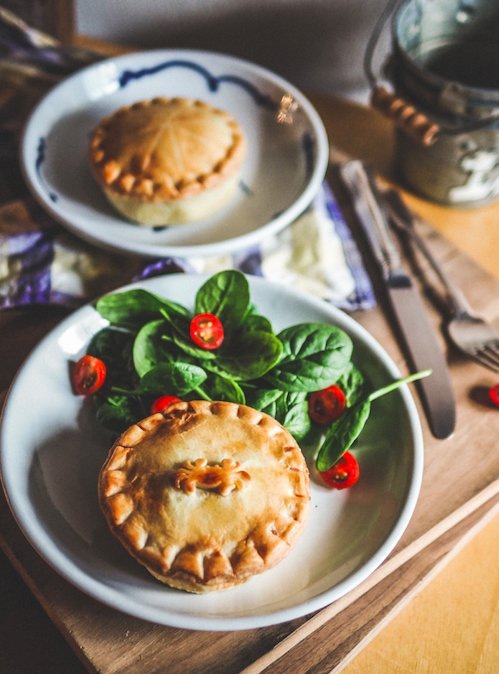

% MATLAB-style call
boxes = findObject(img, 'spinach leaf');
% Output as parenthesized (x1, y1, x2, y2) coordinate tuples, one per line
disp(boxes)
(96, 288, 189, 328)
(365, 369, 431, 403)
(249, 389, 311, 441)
(88, 327, 136, 389)
(264, 323, 353, 392)
(315, 369, 432, 471)
(199, 371, 246, 404)
(133, 319, 172, 377)
(195, 270, 250, 333)
(280, 393, 312, 441)
(242, 314, 274, 334)
(168, 332, 217, 361)
(247, 388, 282, 410)
(337, 361, 366, 407)
(94, 394, 145, 433)
(88, 326, 125, 358)
(316, 400, 371, 471)
(138, 362, 208, 396)
(218, 330, 283, 380)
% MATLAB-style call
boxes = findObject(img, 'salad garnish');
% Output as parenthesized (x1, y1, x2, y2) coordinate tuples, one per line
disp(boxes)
(150, 395, 182, 414)
(72, 270, 431, 488)
(309, 384, 346, 425)
(319, 451, 360, 490)
(315, 369, 431, 472)
(488, 384, 499, 408)
(189, 313, 224, 350)
(71, 354, 107, 396)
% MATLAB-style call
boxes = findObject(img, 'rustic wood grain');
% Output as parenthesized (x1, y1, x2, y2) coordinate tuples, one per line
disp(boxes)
(334, 503, 499, 674)
(342, 507, 499, 673)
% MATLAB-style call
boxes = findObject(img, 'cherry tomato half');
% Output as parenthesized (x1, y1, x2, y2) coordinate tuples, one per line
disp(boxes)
(488, 384, 499, 408)
(150, 395, 182, 414)
(190, 313, 224, 350)
(319, 452, 360, 490)
(72, 355, 107, 396)
(309, 385, 346, 425)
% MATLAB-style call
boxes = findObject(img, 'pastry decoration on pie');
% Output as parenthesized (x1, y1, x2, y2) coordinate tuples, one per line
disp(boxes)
(89, 97, 246, 225)
(98, 400, 310, 593)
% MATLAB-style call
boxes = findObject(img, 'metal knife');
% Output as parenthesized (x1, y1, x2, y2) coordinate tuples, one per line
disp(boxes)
(336, 159, 456, 439)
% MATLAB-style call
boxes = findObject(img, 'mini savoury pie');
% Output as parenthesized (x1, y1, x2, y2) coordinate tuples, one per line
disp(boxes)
(98, 400, 310, 593)
(89, 97, 246, 226)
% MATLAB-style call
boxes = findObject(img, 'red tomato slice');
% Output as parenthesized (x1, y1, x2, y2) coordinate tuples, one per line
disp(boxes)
(488, 384, 499, 407)
(72, 355, 106, 396)
(190, 313, 224, 350)
(319, 451, 360, 489)
(150, 395, 182, 414)
(309, 385, 346, 425)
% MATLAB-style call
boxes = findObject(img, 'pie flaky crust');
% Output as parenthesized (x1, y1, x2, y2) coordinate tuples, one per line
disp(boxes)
(98, 400, 310, 593)
(89, 96, 245, 202)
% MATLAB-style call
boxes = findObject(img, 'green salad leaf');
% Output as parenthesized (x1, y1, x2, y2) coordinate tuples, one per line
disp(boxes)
(132, 319, 170, 377)
(217, 330, 283, 380)
(263, 323, 353, 391)
(96, 288, 189, 328)
(195, 269, 250, 333)
(316, 369, 432, 471)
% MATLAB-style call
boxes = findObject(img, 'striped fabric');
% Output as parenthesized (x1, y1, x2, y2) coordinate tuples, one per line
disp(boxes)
(0, 185, 375, 311)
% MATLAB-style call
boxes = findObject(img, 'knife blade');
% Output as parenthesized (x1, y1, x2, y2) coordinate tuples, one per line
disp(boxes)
(336, 159, 456, 439)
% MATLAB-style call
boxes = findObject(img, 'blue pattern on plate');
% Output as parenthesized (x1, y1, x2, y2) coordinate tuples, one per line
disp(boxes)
(35, 137, 58, 203)
(118, 58, 277, 110)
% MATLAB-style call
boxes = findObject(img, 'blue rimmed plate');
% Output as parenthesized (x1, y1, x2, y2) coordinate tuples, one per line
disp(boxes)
(20, 49, 329, 258)
(0, 274, 423, 631)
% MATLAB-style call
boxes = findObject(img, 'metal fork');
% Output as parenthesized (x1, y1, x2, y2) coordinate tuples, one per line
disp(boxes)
(384, 190, 499, 373)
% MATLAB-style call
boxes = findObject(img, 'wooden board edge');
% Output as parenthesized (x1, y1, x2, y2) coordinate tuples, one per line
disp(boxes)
(0, 535, 95, 674)
(332, 500, 499, 673)
(240, 478, 499, 674)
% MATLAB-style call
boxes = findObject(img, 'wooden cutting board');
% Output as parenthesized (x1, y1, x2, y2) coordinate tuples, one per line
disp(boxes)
(1, 208, 498, 673)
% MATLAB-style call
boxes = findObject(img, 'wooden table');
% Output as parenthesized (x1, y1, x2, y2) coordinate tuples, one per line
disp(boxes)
(1, 68, 499, 672)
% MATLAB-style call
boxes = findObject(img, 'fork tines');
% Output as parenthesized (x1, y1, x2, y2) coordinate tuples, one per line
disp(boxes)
(474, 343, 499, 373)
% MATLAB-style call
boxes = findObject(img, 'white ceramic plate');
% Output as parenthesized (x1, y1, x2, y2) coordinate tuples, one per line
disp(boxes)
(20, 49, 329, 258)
(0, 275, 423, 630)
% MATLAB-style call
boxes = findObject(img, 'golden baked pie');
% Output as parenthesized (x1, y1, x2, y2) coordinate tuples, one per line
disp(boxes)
(89, 97, 246, 225)
(98, 400, 310, 593)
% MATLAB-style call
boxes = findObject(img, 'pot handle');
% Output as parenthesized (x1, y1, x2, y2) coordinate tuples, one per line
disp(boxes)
(364, 0, 440, 145)
(365, 0, 499, 145)
(370, 84, 440, 146)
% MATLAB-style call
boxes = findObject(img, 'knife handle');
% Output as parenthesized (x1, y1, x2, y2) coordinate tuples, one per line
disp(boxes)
(337, 160, 401, 277)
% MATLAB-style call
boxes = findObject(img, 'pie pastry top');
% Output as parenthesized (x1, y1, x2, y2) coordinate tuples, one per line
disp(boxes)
(98, 400, 310, 593)
(89, 97, 246, 203)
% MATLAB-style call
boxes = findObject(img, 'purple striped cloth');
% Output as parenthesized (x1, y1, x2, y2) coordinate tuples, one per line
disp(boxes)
(0, 185, 375, 311)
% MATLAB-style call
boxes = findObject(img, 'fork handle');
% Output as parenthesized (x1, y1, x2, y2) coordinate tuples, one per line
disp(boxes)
(383, 190, 475, 317)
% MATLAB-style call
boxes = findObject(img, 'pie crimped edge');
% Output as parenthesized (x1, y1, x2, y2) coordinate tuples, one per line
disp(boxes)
(98, 400, 311, 593)
(89, 96, 246, 202)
